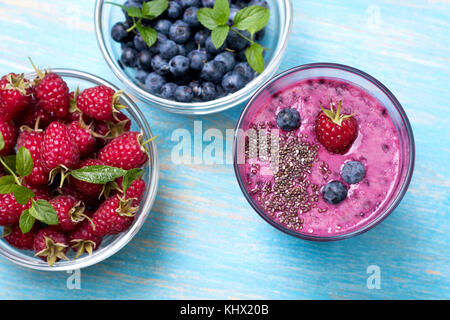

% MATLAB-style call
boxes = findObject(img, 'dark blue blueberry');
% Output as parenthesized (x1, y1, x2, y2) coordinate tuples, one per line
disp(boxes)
(205, 36, 226, 55)
(121, 47, 138, 67)
(189, 81, 202, 97)
(255, 28, 265, 40)
(233, 62, 254, 80)
(199, 82, 217, 101)
(133, 34, 148, 51)
(176, 44, 187, 56)
(194, 30, 210, 47)
(177, 0, 200, 8)
(222, 71, 245, 92)
(174, 85, 194, 102)
(183, 6, 200, 27)
(214, 52, 236, 72)
(173, 74, 193, 85)
(159, 39, 179, 60)
(227, 30, 250, 51)
(341, 161, 366, 184)
(149, 33, 168, 54)
(236, 49, 246, 62)
(154, 19, 172, 36)
(135, 69, 149, 83)
(249, 0, 268, 8)
(201, 0, 215, 7)
(200, 60, 226, 84)
(161, 82, 177, 99)
(167, 1, 182, 19)
(322, 181, 348, 205)
(121, 40, 135, 50)
(137, 49, 153, 71)
(169, 20, 191, 44)
(276, 108, 301, 131)
(169, 55, 190, 76)
(151, 54, 170, 75)
(228, 5, 240, 25)
(188, 49, 208, 70)
(111, 22, 132, 43)
(145, 72, 166, 94)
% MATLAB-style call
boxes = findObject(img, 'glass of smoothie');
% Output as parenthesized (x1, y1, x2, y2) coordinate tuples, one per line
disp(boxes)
(233, 63, 415, 241)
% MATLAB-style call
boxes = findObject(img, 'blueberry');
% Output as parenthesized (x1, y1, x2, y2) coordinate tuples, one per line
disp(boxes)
(200, 60, 226, 84)
(341, 161, 366, 184)
(173, 74, 193, 85)
(199, 82, 217, 101)
(249, 0, 269, 8)
(145, 72, 166, 94)
(159, 40, 179, 60)
(161, 82, 178, 99)
(135, 69, 149, 83)
(169, 20, 191, 44)
(121, 47, 138, 67)
(201, 0, 215, 7)
(276, 108, 301, 131)
(169, 55, 190, 76)
(154, 19, 172, 36)
(189, 81, 202, 97)
(205, 36, 226, 54)
(177, 0, 200, 8)
(133, 34, 148, 51)
(183, 7, 200, 27)
(149, 33, 168, 54)
(222, 71, 245, 92)
(121, 40, 135, 50)
(322, 181, 348, 205)
(214, 52, 235, 72)
(228, 5, 240, 25)
(151, 54, 170, 75)
(255, 28, 265, 40)
(137, 49, 153, 71)
(233, 62, 254, 80)
(227, 30, 250, 51)
(111, 22, 132, 43)
(174, 85, 194, 102)
(188, 49, 208, 70)
(167, 1, 182, 19)
(194, 30, 210, 46)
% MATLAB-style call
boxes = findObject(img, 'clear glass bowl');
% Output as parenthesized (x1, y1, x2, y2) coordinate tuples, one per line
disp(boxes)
(94, 0, 293, 114)
(233, 63, 415, 241)
(0, 69, 159, 270)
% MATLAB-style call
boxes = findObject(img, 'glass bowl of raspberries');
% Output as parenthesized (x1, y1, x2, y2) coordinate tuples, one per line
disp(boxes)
(95, 0, 293, 114)
(0, 67, 159, 270)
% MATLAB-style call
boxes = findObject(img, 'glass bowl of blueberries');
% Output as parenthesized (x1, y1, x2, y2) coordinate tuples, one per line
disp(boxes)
(95, 0, 293, 114)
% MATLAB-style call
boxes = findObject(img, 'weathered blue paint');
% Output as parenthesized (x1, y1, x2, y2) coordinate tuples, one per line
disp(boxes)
(0, 0, 448, 299)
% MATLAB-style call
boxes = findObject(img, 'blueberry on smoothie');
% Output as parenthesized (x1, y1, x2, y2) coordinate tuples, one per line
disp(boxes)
(341, 161, 366, 184)
(322, 181, 348, 205)
(276, 108, 301, 132)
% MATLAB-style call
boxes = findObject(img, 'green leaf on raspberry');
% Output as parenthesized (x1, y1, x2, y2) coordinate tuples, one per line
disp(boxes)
(12, 185, 35, 205)
(321, 100, 356, 126)
(211, 25, 229, 49)
(29, 199, 59, 226)
(122, 168, 144, 194)
(16, 146, 33, 178)
(142, 0, 169, 19)
(70, 165, 127, 184)
(19, 209, 35, 234)
(0, 131, 4, 152)
(0, 175, 15, 186)
(106, 2, 143, 18)
(136, 21, 158, 47)
(245, 43, 265, 74)
(2, 155, 16, 173)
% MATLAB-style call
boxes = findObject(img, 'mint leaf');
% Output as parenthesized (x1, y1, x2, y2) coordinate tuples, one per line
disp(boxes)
(136, 21, 158, 47)
(0, 131, 4, 152)
(0, 175, 15, 186)
(106, 2, 143, 18)
(0, 184, 15, 194)
(197, 8, 220, 30)
(142, 0, 169, 19)
(16, 146, 33, 177)
(19, 209, 35, 234)
(29, 199, 58, 225)
(122, 168, 144, 194)
(233, 5, 270, 34)
(12, 185, 35, 205)
(211, 25, 229, 49)
(245, 43, 265, 73)
(3, 155, 16, 173)
(70, 165, 127, 184)
(213, 0, 230, 26)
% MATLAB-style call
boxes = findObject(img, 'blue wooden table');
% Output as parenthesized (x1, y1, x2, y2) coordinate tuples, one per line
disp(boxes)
(0, 0, 448, 300)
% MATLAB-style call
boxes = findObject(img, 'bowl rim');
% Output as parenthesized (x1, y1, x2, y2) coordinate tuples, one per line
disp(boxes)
(94, 0, 293, 114)
(233, 62, 416, 241)
(0, 68, 159, 270)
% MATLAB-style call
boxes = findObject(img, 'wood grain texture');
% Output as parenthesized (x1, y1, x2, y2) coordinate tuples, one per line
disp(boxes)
(0, 0, 448, 299)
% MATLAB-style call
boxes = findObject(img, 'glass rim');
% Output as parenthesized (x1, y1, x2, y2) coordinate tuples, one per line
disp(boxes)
(233, 62, 416, 241)
(94, 0, 294, 114)
(0, 68, 160, 270)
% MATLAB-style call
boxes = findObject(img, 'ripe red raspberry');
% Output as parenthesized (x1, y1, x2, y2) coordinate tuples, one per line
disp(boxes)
(115, 177, 146, 206)
(93, 112, 132, 146)
(90, 195, 137, 237)
(315, 101, 358, 154)
(0, 120, 18, 156)
(76, 85, 125, 121)
(33, 71, 70, 118)
(49, 195, 87, 232)
(15, 98, 55, 129)
(0, 73, 31, 121)
(98, 132, 148, 170)
(70, 159, 105, 199)
(41, 121, 80, 171)
(68, 221, 102, 258)
(17, 129, 48, 186)
(67, 120, 97, 159)
(0, 193, 27, 226)
(33, 227, 68, 266)
(4, 225, 37, 250)
(59, 184, 101, 209)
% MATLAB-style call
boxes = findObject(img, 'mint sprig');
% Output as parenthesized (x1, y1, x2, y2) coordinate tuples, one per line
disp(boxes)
(122, 168, 144, 193)
(107, 0, 168, 47)
(197, 0, 270, 73)
(70, 165, 127, 184)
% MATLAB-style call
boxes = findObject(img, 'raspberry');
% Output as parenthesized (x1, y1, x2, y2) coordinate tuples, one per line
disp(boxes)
(49, 195, 87, 232)
(15, 98, 55, 129)
(0, 194, 27, 226)
(70, 159, 105, 200)
(4, 225, 37, 250)
(0, 120, 18, 156)
(76, 85, 125, 121)
(68, 221, 102, 258)
(33, 227, 68, 266)
(33, 72, 70, 118)
(115, 177, 146, 206)
(0, 73, 31, 121)
(67, 120, 97, 159)
(16, 129, 48, 186)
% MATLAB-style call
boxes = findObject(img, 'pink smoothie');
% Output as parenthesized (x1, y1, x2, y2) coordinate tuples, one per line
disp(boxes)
(240, 78, 401, 236)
